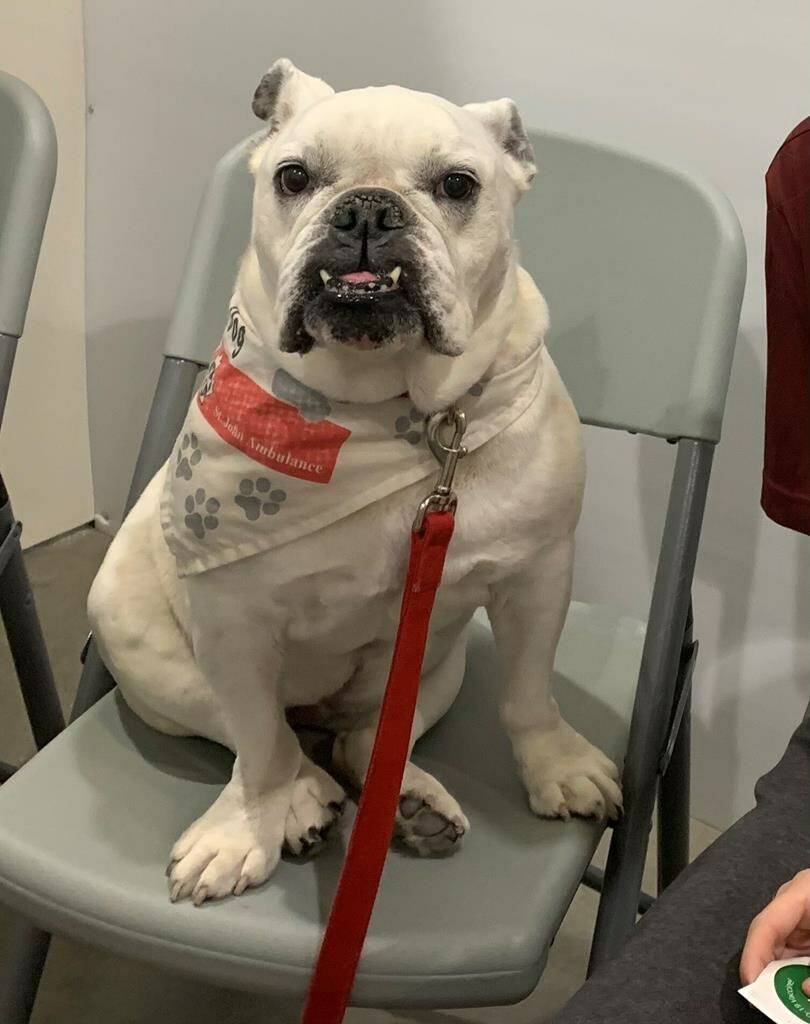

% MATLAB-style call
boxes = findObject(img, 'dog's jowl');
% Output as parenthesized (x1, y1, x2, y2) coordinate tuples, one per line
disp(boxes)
(88, 58, 622, 906)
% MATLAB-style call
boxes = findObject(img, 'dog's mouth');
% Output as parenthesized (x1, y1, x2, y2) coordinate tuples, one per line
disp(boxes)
(283, 260, 425, 355)
(281, 243, 456, 357)
(318, 266, 403, 302)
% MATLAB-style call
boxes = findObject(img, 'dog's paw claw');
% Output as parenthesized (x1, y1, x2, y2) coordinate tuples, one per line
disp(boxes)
(516, 723, 622, 822)
(192, 886, 209, 908)
(167, 784, 285, 905)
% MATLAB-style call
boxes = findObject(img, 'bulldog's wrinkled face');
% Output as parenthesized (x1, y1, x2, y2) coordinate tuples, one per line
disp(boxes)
(248, 60, 536, 359)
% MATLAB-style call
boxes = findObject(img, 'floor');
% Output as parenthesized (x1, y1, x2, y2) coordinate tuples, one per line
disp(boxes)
(0, 527, 722, 1023)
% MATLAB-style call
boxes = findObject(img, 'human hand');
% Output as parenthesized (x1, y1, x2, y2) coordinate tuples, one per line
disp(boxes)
(740, 869, 810, 993)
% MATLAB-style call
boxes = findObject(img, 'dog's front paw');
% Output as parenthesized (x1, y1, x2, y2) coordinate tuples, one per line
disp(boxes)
(396, 764, 469, 856)
(167, 782, 288, 905)
(514, 721, 622, 821)
(284, 760, 346, 856)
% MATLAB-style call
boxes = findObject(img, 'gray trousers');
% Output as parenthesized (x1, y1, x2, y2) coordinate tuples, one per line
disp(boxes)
(553, 701, 810, 1023)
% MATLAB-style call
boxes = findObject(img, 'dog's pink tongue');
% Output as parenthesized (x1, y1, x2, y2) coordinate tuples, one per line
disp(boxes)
(340, 270, 378, 284)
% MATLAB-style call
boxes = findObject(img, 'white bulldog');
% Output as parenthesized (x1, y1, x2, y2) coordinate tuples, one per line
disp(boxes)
(88, 59, 621, 907)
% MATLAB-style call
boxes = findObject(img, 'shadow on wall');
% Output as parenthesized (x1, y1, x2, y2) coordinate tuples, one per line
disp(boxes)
(86, 318, 166, 531)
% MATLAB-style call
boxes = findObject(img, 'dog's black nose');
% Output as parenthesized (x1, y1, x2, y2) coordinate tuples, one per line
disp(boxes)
(329, 188, 407, 241)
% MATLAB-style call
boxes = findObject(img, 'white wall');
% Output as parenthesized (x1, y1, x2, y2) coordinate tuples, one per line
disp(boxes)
(0, 0, 93, 546)
(83, 0, 810, 828)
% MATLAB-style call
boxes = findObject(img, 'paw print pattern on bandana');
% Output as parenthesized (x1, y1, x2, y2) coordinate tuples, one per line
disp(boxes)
(235, 477, 288, 521)
(394, 407, 425, 446)
(468, 381, 486, 397)
(176, 433, 202, 480)
(184, 488, 220, 539)
(272, 369, 332, 422)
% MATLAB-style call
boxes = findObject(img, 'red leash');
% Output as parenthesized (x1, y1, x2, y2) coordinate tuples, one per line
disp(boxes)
(300, 409, 467, 1024)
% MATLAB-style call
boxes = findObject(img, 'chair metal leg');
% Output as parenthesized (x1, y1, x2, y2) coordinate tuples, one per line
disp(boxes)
(0, 479, 65, 749)
(657, 601, 695, 895)
(0, 333, 18, 432)
(582, 865, 654, 914)
(70, 638, 116, 722)
(587, 439, 714, 974)
(0, 917, 51, 1024)
(0, 475, 65, 1022)
(658, 689, 691, 893)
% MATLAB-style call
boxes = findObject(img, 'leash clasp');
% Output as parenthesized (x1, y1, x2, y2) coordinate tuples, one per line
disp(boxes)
(413, 407, 467, 533)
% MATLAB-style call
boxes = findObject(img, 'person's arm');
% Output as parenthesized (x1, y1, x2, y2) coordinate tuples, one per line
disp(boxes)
(740, 869, 810, 993)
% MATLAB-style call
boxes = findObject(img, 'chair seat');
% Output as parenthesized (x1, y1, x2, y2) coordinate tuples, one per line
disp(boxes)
(0, 602, 644, 1009)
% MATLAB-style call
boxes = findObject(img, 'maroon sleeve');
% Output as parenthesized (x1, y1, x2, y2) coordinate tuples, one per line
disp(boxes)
(762, 119, 810, 534)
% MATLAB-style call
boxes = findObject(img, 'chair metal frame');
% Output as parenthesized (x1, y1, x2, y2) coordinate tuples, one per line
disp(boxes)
(0, 70, 64, 1024)
(0, 68, 63, 781)
(0, 122, 743, 1020)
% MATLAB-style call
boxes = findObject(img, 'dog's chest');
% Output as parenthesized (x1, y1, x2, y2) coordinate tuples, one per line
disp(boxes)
(266, 485, 519, 709)
(263, 427, 552, 651)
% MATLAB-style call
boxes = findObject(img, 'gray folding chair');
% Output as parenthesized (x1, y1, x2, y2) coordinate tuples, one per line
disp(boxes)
(0, 68, 66, 1016)
(0, 128, 745, 1020)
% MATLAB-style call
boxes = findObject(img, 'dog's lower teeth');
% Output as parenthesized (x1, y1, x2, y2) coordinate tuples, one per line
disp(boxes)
(319, 269, 332, 285)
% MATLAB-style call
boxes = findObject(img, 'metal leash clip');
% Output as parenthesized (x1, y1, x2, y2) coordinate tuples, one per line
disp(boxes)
(412, 406, 468, 533)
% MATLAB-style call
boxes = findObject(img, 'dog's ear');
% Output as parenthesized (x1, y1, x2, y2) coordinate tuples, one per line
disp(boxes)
(463, 98, 536, 191)
(252, 58, 334, 127)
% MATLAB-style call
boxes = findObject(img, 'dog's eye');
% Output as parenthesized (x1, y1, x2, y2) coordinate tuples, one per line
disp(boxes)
(277, 164, 310, 195)
(438, 172, 476, 200)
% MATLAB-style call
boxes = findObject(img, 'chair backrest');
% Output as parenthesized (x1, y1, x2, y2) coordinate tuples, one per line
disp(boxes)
(164, 136, 256, 367)
(165, 129, 745, 443)
(0, 71, 57, 340)
(518, 132, 745, 442)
